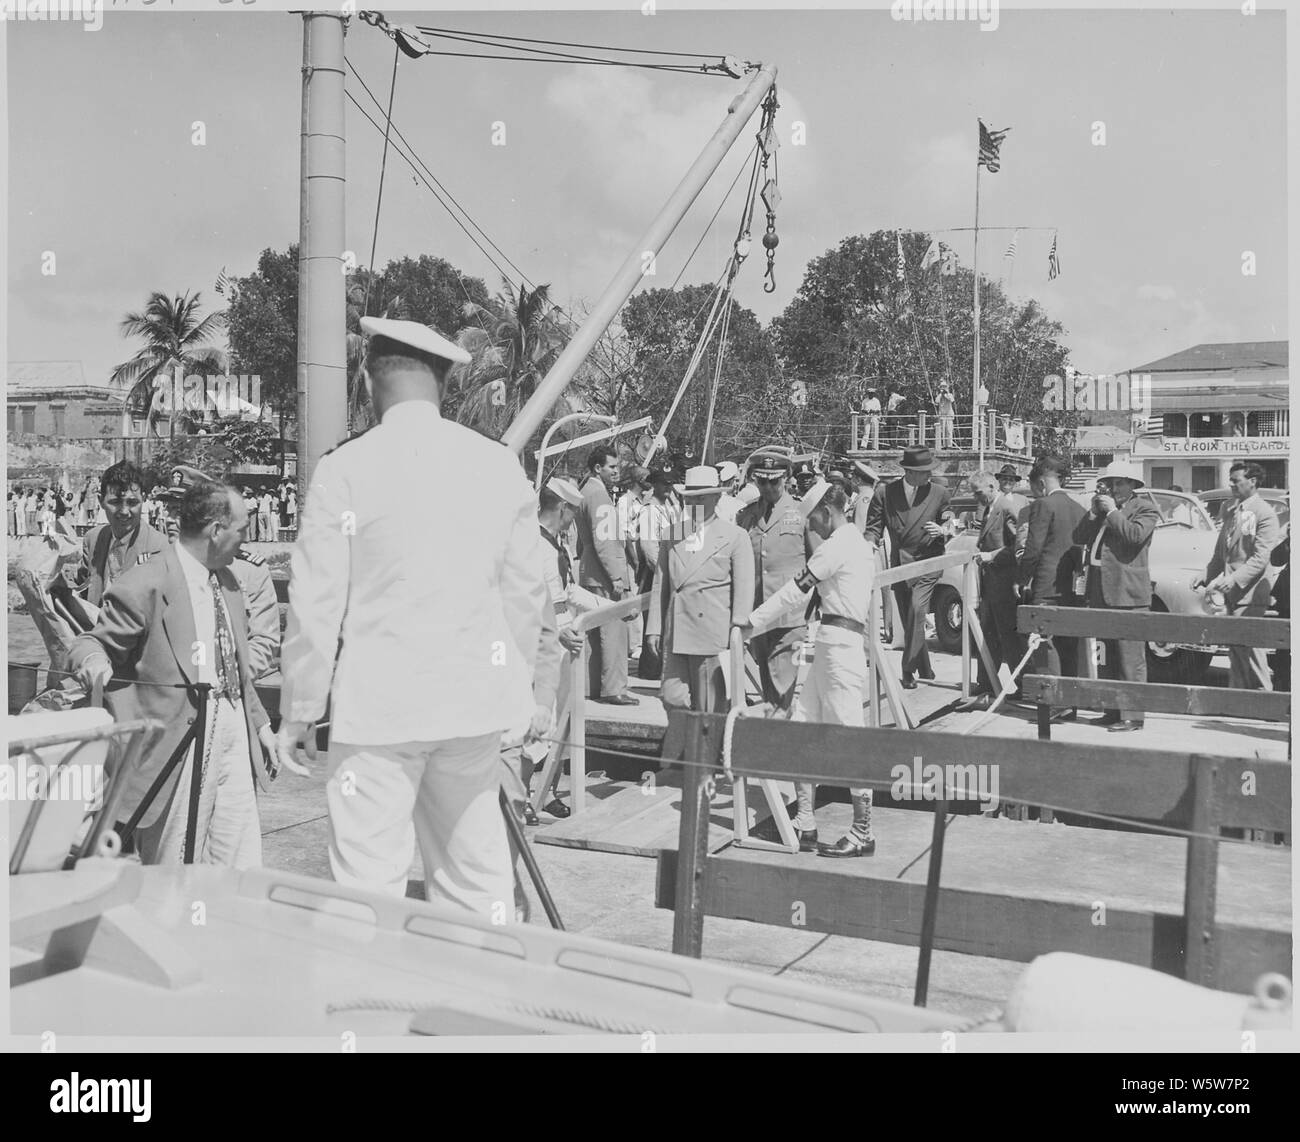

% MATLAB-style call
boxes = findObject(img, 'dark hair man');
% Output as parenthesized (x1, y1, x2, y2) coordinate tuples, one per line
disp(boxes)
(1192, 460, 1280, 690)
(70, 480, 277, 867)
(77, 460, 168, 605)
(573, 445, 635, 704)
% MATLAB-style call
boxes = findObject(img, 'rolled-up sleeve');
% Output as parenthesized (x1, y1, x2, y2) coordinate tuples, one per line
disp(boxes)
(280, 454, 351, 725)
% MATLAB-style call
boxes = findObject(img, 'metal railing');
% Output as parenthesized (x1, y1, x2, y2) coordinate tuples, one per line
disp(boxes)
(850, 412, 1036, 455)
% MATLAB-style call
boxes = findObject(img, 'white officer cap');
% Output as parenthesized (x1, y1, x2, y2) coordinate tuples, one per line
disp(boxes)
(359, 316, 472, 366)
(715, 460, 740, 483)
(546, 477, 583, 508)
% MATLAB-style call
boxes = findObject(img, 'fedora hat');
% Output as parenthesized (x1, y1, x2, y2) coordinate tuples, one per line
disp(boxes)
(675, 465, 724, 498)
(901, 446, 938, 472)
(994, 464, 1020, 481)
(1097, 460, 1145, 488)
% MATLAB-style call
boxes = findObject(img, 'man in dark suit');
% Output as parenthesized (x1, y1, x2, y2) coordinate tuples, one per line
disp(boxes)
(77, 460, 169, 606)
(574, 445, 636, 704)
(862, 446, 954, 688)
(70, 480, 281, 867)
(1073, 462, 1161, 732)
(959, 471, 1022, 709)
(1017, 455, 1088, 720)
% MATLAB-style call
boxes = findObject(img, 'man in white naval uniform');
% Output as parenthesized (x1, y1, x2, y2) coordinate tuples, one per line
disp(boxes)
(276, 317, 548, 917)
(742, 481, 879, 857)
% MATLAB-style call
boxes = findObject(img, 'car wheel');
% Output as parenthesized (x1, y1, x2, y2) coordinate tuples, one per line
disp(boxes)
(931, 585, 963, 654)
(1145, 601, 1213, 685)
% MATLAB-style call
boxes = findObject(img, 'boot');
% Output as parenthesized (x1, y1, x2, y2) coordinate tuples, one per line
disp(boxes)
(818, 791, 876, 858)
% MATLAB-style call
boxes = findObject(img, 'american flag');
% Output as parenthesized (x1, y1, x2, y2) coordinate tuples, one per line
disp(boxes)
(1135, 413, 1164, 436)
(921, 238, 940, 271)
(978, 120, 1010, 172)
(896, 232, 906, 281)
(1048, 233, 1061, 280)
(1004, 229, 1020, 260)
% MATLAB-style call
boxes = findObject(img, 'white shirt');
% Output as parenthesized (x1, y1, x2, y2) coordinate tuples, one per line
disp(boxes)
(715, 492, 742, 525)
(805, 523, 874, 626)
(174, 541, 219, 687)
(280, 399, 548, 744)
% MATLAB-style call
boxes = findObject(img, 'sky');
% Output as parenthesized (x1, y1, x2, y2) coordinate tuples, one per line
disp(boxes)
(5, 6, 1288, 391)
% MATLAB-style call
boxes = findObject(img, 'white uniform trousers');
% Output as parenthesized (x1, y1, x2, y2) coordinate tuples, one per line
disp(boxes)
(791, 627, 871, 820)
(142, 694, 262, 869)
(327, 733, 513, 918)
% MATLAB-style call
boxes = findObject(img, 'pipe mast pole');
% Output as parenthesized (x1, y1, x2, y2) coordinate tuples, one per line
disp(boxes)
(297, 12, 349, 493)
(502, 64, 778, 456)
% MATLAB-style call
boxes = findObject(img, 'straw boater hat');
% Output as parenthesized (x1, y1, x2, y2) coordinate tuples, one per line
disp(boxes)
(358, 315, 472, 366)
(545, 477, 583, 508)
(675, 466, 725, 498)
(900, 446, 939, 472)
(1097, 460, 1145, 488)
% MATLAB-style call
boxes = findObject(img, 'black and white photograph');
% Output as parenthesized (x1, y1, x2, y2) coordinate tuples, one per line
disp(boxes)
(4, 0, 1295, 1069)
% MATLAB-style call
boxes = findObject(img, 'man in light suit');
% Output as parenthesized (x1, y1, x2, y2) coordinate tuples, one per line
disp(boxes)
(575, 445, 636, 705)
(1018, 455, 1088, 722)
(276, 317, 548, 917)
(77, 460, 169, 606)
(1193, 461, 1280, 691)
(862, 446, 954, 688)
(644, 467, 754, 714)
(70, 480, 279, 867)
(1073, 461, 1161, 731)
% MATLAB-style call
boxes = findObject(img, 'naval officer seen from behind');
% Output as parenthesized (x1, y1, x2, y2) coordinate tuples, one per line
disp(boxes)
(276, 316, 549, 918)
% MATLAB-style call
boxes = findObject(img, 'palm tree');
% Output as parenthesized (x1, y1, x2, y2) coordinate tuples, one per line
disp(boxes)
(111, 291, 228, 438)
(446, 278, 567, 438)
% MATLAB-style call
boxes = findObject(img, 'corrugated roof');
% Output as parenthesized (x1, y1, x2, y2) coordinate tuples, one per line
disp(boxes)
(1130, 341, 1288, 374)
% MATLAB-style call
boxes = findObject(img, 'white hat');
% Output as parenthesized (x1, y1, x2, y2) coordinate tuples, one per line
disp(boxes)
(358, 316, 471, 366)
(675, 465, 724, 498)
(1098, 460, 1145, 488)
(737, 484, 760, 507)
(545, 477, 583, 508)
(851, 460, 879, 483)
(715, 460, 740, 483)
(798, 479, 831, 519)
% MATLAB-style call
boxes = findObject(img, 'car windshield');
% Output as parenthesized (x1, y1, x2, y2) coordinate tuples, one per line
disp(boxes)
(1143, 490, 1211, 531)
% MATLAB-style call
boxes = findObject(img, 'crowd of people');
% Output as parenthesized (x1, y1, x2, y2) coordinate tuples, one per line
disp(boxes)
(22, 313, 1285, 926)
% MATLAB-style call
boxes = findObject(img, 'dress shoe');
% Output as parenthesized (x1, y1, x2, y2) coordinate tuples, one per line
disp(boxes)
(956, 693, 992, 712)
(544, 798, 571, 819)
(817, 832, 876, 858)
(598, 694, 639, 706)
(521, 802, 540, 827)
(1049, 708, 1078, 724)
(901, 674, 918, 690)
(796, 828, 820, 853)
(918, 665, 936, 681)
(1090, 711, 1122, 727)
(1108, 719, 1144, 733)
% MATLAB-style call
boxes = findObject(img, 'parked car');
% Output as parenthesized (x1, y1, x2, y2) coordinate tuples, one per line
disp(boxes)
(1198, 486, 1289, 530)
(931, 488, 1229, 684)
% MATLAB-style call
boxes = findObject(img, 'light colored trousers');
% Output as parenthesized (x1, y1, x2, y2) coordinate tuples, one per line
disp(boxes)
(141, 695, 262, 869)
(327, 732, 513, 918)
(1227, 601, 1273, 690)
(790, 627, 871, 824)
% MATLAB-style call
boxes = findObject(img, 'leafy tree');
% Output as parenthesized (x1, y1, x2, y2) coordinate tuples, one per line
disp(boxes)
(620, 283, 785, 465)
(110, 291, 228, 438)
(142, 438, 236, 491)
(772, 231, 1074, 456)
(209, 418, 280, 466)
(224, 248, 298, 431)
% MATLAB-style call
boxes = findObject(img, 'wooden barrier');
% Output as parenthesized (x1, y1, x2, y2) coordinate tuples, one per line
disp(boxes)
(657, 711, 1291, 992)
(1017, 605, 1290, 741)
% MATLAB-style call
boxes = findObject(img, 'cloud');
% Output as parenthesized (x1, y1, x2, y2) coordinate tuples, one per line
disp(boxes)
(1136, 283, 1176, 301)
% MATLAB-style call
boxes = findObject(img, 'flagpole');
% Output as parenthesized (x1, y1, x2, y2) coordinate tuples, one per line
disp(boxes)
(973, 146, 983, 468)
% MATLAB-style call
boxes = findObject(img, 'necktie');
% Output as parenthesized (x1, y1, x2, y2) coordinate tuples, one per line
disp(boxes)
(209, 573, 241, 702)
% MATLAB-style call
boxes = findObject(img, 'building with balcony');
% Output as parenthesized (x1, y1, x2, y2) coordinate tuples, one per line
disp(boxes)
(6, 361, 131, 439)
(1123, 341, 1289, 491)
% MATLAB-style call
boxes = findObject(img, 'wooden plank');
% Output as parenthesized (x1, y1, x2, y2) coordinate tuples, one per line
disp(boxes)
(663, 711, 1292, 832)
(655, 848, 1291, 994)
(672, 718, 711, 957)
(1018, 605, 1290, 650)
(1184, 756, 1219, 986)
(1023, 675, 1292, 721)
(874, 551, 973, 589)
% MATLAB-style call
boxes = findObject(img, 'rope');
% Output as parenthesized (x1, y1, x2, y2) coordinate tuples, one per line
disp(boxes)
(411, 25, 724, 60)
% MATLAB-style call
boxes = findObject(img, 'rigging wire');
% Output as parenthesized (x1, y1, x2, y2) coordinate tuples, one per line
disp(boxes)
(410, 24, 725, 59)
(360, 41, 401, 321)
